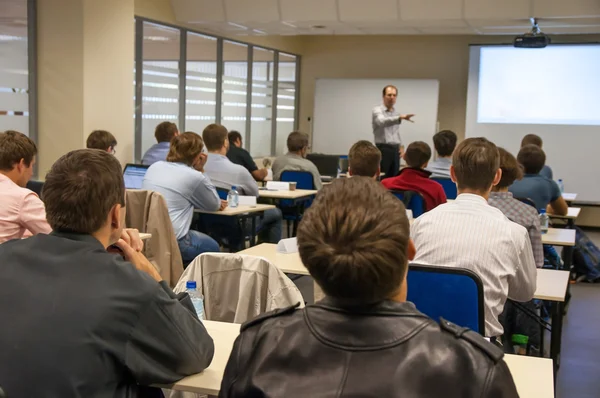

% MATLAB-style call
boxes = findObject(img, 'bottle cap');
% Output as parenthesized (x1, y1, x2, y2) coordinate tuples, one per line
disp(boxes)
(539, 209, 546, 214)
(231, 185, 237, 190)
(186, 281, 197, 289)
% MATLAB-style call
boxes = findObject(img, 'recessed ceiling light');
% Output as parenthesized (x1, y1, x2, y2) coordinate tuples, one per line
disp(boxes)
(312, 25, 327, 29)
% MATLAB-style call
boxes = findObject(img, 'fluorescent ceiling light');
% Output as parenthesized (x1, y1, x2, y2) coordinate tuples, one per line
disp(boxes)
(228, 22, 249, 30)
(144, 36, 169, 41)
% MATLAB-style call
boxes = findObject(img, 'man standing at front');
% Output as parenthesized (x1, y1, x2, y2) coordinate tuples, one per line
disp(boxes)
(372, 85, 414, 179)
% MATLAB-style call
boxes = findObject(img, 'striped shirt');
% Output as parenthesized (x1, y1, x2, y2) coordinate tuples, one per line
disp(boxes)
(410, 194, 537, 337)
(488, 191, 544, 268)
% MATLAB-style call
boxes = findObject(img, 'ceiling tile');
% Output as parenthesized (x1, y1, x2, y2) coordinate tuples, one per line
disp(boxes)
(405, 19, 467, 28)
(464, 0, 531, 20)
(171, 0, 226, 22)
(533, 0, 600, 18)
(359, 27, 420, 34)
(543, 25, 600, 34)
(339, 0, 399, 21)
(416, 26, 478, 34)
(279, 0, 338, 21)
(224, 0, 280, 22)
(399, 0, 463, 20)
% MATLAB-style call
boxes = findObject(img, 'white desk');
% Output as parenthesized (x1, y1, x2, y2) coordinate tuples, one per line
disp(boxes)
(534, 269, 570, 302)
(139, 233, 152, 240)
(240, 243, 308, 275)
(562, 193, 577, 202)
(549, 207, 581, 220)
(258, 189, 317, 200)
(542, 228, 575, 247)
(194, 204, 275, 216)
(167, 321, 552, 398)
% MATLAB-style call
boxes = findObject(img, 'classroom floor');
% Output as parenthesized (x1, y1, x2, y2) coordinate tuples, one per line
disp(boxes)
(556, 230, 600, 398)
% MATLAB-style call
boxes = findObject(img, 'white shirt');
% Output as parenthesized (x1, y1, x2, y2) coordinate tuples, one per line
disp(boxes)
(410, 193, 537, 337)
(372, 105, 402, 145)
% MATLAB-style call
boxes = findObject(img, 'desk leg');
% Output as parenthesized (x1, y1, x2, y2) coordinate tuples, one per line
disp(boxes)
(567, 219, 574, 229)
(562, 245, 574, 271)
(550, 300, 564, 377)
(250, 215, 258, 247)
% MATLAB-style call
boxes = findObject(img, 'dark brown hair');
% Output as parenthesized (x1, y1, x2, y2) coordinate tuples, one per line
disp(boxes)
(86, 130, 117, 151)
(518, 144, 546, 175)
(202, 124, 228, 151)
(496, 147, 523, 188)
(228, 130, 243, 145)
(404, 141, 431, 168)
(155, 122, 178, 143)
(521, 134, 543, 148)
(43, 149, 125, 234)
(382, 85, 398, 96)
(452, 137, 500, 192)
(297, 177, 410, 303)
(348, 140, 381, 177)
(0, 130, 37, 171)
(287, 131, 309, 152)
(167, 132, 204, 166)
(433, 130, 457, 157)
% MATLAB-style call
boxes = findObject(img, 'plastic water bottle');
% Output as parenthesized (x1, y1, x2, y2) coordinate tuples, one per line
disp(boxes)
(539, 209, 549, 234)
(227, 185, 239, 208)
(557, 179, 565, 193)
(186, 281, 205, 320)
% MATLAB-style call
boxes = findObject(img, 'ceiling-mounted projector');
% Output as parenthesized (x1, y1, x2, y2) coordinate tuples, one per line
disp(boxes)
(514, 18, 550, 48)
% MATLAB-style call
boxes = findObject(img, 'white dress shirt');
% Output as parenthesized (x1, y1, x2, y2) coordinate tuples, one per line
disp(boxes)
(372, 105, 402, 145)
(410, 193, 537, 337)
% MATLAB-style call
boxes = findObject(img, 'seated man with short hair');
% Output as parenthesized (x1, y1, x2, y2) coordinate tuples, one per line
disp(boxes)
(226, 130, 268, 181)
(509, 144, 568, 216)
(143, 132, 222, 265)
(86, 129, 117, 154)
(411, 138, 537, 338)
(0, 130, 51, 243)
(426, 129, 457, 178)
(348, 140, 381, 179)
(382, 141, 446, 211)
(219, 177, 519, 397)
(202, 124, 282, 246)
(272, 131, 322, 189)
(0, 149, 214, 397)
(521, 134, 553, 180)
(142, 121, 179, 165)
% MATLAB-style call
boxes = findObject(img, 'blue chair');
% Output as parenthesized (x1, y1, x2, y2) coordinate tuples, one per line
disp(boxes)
(390, 190, 426, 218)
(216, 187, 228, 200)
(280, 171, 315, 237)
(407, 263, 485, 335)
(26, 180, 44, 198)
(431, 177, 457, 200)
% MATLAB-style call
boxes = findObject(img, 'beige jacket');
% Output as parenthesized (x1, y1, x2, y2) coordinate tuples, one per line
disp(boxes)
(174, 252, 304, 323)
(125, 189, 183, 287)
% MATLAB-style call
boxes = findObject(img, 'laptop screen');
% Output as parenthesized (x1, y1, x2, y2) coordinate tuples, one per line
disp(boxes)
(123, 164, 149, 189)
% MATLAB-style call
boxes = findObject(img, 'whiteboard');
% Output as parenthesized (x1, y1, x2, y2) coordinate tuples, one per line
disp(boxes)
(312, 79, 440, 155)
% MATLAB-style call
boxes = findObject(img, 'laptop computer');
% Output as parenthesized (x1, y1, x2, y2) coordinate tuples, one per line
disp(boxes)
(123, 164, 150, 189)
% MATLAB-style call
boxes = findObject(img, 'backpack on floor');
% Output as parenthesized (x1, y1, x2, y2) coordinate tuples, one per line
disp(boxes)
(572, 226, 600, 282)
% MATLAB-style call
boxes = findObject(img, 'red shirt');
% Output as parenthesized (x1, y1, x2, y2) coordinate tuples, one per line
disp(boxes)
(382, 168, 447, 211)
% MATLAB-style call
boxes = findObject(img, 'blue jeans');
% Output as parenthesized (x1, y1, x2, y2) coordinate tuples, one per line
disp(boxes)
(257, 208, 283, 244)
(177, 229, 220, 267)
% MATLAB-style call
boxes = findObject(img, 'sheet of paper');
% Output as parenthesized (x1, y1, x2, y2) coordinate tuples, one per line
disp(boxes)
(266, 181, 290, 191)
(277, 237, 298, 253)
(238, 195, 257, 206)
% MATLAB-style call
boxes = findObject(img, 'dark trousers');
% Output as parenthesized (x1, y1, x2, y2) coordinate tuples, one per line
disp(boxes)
(376, 143, 400, 180)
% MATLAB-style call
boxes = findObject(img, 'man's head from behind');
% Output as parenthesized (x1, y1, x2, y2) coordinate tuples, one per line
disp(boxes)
(403, 141, 431, 169)
(493, 147, 523, 191)
(451, 137, 501, 195)
(433, 130, 457, 157)
(86, 130, 117, 154)
(0, 130, 37, 187)
(518, 144, 546, 175)
(348, 140, 381, 178)
(155, 121, 179, 143)
(228, 131, 243, 148)
(521, 134, 543, 149)
(287, 131, 309, 157)
(202, 124, 229, 154)
(167, 132, 205, 168)
(43, 149, 125, 246)
(297, 177, 411, 304)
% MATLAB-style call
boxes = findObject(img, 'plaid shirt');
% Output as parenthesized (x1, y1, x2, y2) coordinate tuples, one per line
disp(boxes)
(488, 191, 544, 268)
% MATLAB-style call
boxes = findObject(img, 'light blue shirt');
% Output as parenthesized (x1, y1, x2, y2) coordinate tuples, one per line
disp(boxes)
(142, 161, 220, 240)
(141, 142, 170, 166)
(426, 157, 452, 179)
(509, 174, 561, 211)
(204, 153, 259, 197)
(372, 105, 402, 145)
(539, 165, 553, 180)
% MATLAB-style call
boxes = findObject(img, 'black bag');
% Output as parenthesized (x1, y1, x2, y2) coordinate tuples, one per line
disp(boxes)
(572, 226, 600, 282)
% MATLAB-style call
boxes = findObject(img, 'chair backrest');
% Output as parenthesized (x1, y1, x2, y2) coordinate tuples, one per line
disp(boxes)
(338, 155, 349, 174)
(174, 253, 304, 323)
(390, 190, 426, 217)
(216, 187, 228, 200)
(306, 153, 340, 177)
(431, 177, 457, 200)
(280, 170, 315, 190)
(407, 263, 485, 334)
(26, 180, 44, 197)
(515, 197, 537, 209)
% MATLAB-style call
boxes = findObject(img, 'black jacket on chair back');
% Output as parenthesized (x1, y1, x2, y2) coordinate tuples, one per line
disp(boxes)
(219, 298, 519, 398)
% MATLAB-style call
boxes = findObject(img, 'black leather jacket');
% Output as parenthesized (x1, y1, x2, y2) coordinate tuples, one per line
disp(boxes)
(220, 298, 519, 397)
